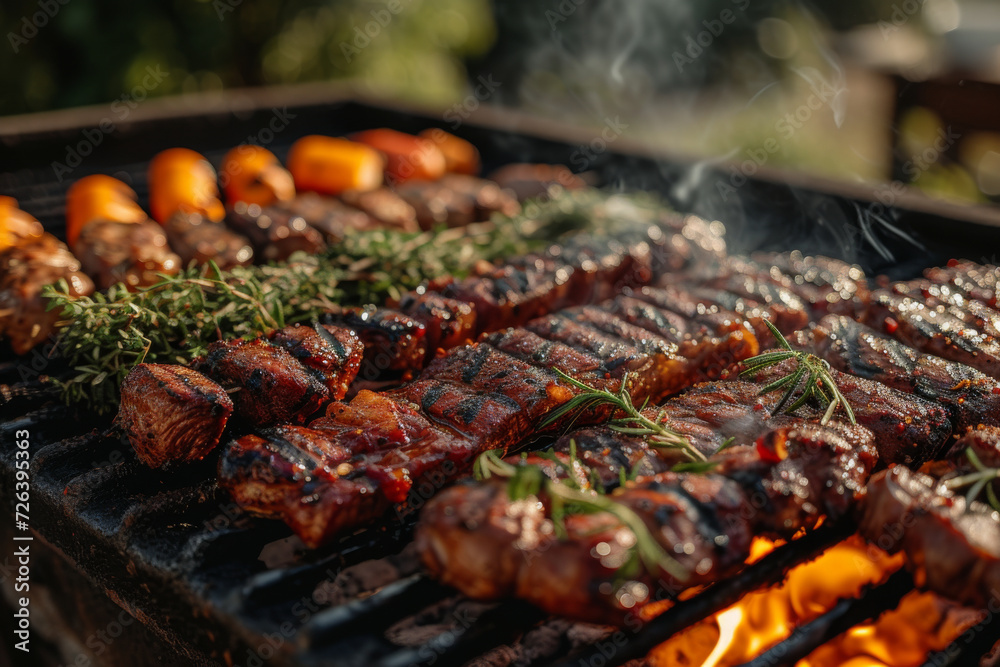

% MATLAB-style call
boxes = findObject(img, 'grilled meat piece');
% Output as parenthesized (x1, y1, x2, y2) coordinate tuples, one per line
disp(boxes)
(704, 273, 811, 335)
(195, 338, 328, 427)
(0, 234, 94, 354)
(487, 163, 589, 201)
(394, 180, 477, 229)
(75, 219, 181, 289)
(395, 291, 476, 355)
(339, 188, 419, 231)
(225, 201, 325, 261)
(945, 425, 1000, 468)
(117, 364, 233, 468)
(268, 323, 363, 400)
(439, 173, 520, 218)
(791, 315, 1000, 432)
(417, 420, 875, 625)
(895, 279, 1000, 341)
(745, 356, 953, 467)
(265, 192, 385, 241)
(162, 211, 254, 268)
(322, 307, 428, 380)
(864, 289, 1000, 379)
(859, 465, 1000, 609)
(924, 260, 1000, 308)
(747, 251, 869, 317)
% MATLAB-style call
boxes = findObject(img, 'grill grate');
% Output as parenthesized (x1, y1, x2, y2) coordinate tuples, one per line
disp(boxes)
(3, 95, 1000, 666)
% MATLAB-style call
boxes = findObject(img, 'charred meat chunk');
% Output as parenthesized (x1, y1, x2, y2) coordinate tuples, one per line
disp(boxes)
(162, 211, 254, 268)
(322, 307, 427, 379)
(268, 323, 363, 400)
(225, 201, 325, 261)
(75, 219, 181, 289)
(117, 364, 232, 468)
(194, 337, 328, 427)
(338, 188, 419, 231)
(395, 291, 476, 355)
(0, 234, 94, 354)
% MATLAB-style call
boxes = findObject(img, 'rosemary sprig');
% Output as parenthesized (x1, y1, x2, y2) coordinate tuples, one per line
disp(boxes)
(740, 320, 856, 425)
(473, 447, 689, 582)
(542, 370, 706, 462)
(944, 447, 1000, 512)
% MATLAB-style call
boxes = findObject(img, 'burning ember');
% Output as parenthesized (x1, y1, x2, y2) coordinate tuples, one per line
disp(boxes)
(649, 536, 979, 667)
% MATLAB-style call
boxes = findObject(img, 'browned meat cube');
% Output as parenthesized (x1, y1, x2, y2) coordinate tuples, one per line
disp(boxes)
(194, 338, 328, 426)
(225, 201, 325, 261)
(117, 364, 233, 468)
(339, 188, 419, 231)
(75, 219, 181, 289)
(162, 211, 254, 268)
(268, 323, 363, 400)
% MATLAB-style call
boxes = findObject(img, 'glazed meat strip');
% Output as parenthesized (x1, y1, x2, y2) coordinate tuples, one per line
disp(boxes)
(863, 289, 1000, 379)
(746, 251, 870, 317)
(702, 272, 812, 335)
(417, 419, 876, 625)
(218, 306, 758, 545)
(859, 428, 1000, 610)
(924, 260, 1000, 308)
(744, 355, 952, 467)
(0, 234, 94, 354)
(790, 315, 1000, 432)
(116, 364, 233, 468)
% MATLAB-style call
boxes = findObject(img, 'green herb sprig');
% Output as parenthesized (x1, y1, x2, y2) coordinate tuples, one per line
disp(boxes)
(473, 447, 689, 582)
(944, 447, 1000, 512)
(542, 370, 706, 462)
(740, 320, 856, 425)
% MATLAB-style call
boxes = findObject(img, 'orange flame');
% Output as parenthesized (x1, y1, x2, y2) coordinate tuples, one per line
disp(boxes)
(649, 536, 909, 667)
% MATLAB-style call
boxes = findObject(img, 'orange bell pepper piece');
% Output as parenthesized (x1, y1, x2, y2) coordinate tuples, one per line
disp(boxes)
(148, 148, 226, 224)
(418, 128, 480, 175)
(351, 128, 447, 183)
(220, 145, 295, 207)
(286, 135, 385, 195)
(65, 175, 148, 248)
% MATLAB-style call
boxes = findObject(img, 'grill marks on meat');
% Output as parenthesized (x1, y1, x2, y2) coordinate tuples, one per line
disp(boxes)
(416, 419, 875, 624)
(162, 211, 254, 269)
(746, 357, 952, 467)
(117, 364, 233, 468)
(225, 201, 326, 262)
(859, 462, 1000, 610)
(925, 260, 1000, 308)
(0, 234, 94, 355)
(218, 302, 758, 545)
(323, 307, 428, 378)
(195, 337, 329, 427)
(864, 290, 1000, 380)
(792, 315, 1000, 433)
(268, 323, 364, 400)
(747, 251, 869, 317)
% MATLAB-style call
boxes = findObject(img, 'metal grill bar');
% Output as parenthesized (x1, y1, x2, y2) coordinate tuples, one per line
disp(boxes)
(736, 569, 915, 667)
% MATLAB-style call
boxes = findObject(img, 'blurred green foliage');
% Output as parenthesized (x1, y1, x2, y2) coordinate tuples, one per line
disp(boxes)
(0, 0, 496, 115)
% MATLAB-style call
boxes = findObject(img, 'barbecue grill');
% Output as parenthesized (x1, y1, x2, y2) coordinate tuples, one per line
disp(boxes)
(2, 84, 1000, 667)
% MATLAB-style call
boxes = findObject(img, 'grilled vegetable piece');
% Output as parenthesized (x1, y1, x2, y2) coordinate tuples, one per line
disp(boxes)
(791, 315, 1000, 432)
(286, 135, 385, 195)
(148, 148, 226, 223)
(224, 200, 326, 262)
(220, 145, 295, 207)
(162, 211, 254, 269)
(74, 219, 182, 289)
(864, 289, 1000, 379)
(64, 175, 148, 247)
(268, 323, 363, 400)
(351, 128, 447, 183)
(117, 364, 233, 468)
(338, 188, 419, 232)
(488, 163, 589, 201)
(416, 420, 875, 625)
(0, 234, 94, 354)
(419, 128, 480, 175)
(194, 337, 328, 427)
(859, 464, 1000, 610)
(0, 196, 43, 250)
